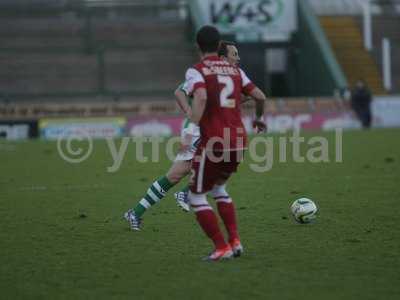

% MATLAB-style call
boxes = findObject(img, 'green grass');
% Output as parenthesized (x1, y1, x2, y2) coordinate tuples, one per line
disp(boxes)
(0, 129, 399, 299)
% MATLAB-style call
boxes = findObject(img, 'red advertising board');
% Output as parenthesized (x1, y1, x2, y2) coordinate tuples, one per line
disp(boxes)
(126, 112, 361, 137)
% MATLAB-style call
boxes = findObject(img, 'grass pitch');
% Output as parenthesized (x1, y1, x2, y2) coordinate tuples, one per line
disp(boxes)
(0, 129, 399, 299)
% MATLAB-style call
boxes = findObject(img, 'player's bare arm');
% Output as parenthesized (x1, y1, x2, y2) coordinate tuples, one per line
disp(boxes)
(191, 87, 207, 125)
(240, 94, 253, 104)
(174, 88, 192, 118)
(249, 87, 267, 133)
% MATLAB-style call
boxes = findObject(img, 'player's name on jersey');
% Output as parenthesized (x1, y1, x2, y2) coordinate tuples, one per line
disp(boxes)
(201, 65, 239, 76)
(203, 60, 229, 66)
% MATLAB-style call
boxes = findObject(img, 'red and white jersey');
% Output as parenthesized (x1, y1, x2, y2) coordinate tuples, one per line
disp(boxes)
(185, 55, 256, 151)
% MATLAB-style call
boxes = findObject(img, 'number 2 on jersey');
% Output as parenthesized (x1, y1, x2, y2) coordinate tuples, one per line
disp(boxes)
(218, 75, 236, 108)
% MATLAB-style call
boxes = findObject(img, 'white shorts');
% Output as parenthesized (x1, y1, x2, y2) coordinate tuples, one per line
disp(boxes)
(174, 127, 200, 162)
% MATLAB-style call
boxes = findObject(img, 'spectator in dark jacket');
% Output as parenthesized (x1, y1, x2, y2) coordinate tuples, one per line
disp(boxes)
(351, 80, 372, 129)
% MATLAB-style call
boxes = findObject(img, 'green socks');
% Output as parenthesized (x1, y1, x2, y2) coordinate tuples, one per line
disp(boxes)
(133, 176, 175, 217)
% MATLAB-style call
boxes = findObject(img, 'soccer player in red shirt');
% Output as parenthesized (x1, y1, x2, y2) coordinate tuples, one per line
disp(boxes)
(186, 26, 267, 261)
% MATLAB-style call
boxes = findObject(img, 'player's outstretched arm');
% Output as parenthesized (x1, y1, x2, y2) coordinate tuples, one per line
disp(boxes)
(174, 88, 192, 118)
(191, 87, 207, 125)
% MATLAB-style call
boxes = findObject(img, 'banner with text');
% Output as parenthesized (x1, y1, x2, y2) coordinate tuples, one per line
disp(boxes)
(126, 117, 183, 137)
(126, 112, 360, 137)
(372, 97, 400, 128)
(39, 117, 126, 140)
(0, 120, 38, 140)
(195, 0, 298, 42)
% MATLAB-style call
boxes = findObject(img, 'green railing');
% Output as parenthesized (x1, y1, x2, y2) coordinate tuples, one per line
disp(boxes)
(287, 0, 347, 96)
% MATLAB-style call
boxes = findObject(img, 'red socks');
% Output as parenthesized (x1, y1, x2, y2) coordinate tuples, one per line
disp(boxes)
(216, 201, 239, 243)
(195, 209, 227, 249)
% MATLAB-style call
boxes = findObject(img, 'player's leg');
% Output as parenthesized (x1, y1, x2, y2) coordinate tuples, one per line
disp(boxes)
(125, 174, 174, 231)
(134, 160, 190, 216)
(166, 160, 191, 184)
(211, 178, 239, 243)
(211, 178, 243, 257)
(173, 130, 200, 212)
(210, 150, 244, 256)
(167, 160, 192, 212)
(125, 160, 190, 231)
(188, 149, 232, 261)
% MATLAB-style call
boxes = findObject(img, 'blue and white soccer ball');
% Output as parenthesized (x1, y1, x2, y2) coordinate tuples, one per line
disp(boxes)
(291, 198, 318, 223)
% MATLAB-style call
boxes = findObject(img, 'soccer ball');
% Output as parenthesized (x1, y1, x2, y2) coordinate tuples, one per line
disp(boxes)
(290, 198, 318, 223)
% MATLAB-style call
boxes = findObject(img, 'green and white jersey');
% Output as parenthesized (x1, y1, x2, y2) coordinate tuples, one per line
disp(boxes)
(175, 81, 200, 161)
(178, 81, 193, 130)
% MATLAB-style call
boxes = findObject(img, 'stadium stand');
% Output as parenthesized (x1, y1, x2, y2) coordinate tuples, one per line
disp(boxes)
(320, 16, 385, 95)
(0, 53, 98, 94)
(0, 0, 381, 123)
(0, 0, 195, 102)
(310, 0, 399, 94)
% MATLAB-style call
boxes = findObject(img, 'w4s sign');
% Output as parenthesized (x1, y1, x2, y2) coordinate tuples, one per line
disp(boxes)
(211, 0, 284, 25)
(198, 0, 297, 41)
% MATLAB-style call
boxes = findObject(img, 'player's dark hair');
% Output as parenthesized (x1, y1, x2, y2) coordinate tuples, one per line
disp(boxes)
(196, 25, 221, 54)
(218, 40, 236, 58)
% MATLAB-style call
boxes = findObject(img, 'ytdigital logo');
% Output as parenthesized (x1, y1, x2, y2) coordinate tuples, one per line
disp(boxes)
(56, 128, 344, 174)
